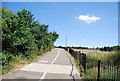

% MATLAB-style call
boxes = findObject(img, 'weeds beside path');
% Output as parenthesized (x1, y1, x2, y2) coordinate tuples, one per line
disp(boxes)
(1, 49, 53, 76)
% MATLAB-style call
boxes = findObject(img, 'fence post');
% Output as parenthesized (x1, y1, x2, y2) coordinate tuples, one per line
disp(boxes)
(98, 60, 100, 81)
(70, 49, 73, 56)
(75, 51, 77, 60)
(117, 65, 119, 79)
(73, 51, 75, 58)
(79, 51, 81, 66)
(68, 48, 69, 53)
(82, 53, 86, 73)
(74, 51, 76, 59)
(77, 51, 79, 61)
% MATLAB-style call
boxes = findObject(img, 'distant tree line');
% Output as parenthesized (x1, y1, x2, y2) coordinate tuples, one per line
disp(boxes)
(96, 45, 120, 51)
(57, 46, 89, 50)
(69, 46, 89, 49)
(1, 7, 59, 66)
(57, 45, 120, 51)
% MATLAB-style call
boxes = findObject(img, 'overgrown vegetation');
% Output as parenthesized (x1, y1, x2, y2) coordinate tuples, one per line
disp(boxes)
(1, 7, 59, 75)
(72, 49, 120, 80)
(85, 51, 120, 80)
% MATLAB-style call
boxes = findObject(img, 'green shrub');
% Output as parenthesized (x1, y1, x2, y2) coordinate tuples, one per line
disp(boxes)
(106, 51, 120, 64)
(100, 71, 118, 80)
(1, 53, 14, 65)
(78, 51, 120, 80)
(2, 7, 59, 57)
(1, 7, 59, 75)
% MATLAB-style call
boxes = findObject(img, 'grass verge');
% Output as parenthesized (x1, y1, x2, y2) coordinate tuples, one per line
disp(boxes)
(72, 49, 120, 80)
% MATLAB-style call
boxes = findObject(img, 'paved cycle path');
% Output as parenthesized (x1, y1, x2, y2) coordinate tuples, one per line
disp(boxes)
(2, 48, 80, 81)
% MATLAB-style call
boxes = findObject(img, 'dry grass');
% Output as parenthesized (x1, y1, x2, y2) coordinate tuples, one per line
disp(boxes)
(72, 49, 120, 79)
(73, 49, 115, 61)
(1, 54, 37, 76)
(1, 50, 50, 76)
(85, 67, 98, 79)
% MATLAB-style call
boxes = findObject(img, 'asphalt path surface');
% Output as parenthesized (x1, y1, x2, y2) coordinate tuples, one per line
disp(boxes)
(2, 48, 81, 81)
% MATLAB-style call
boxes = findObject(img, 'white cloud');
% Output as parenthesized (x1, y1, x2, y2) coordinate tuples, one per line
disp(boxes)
(77, 15, 101, 23)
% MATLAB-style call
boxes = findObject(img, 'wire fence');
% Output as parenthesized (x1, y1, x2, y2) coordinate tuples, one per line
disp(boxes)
(67, 48, 120, 80)
(99, 62, 120, 80)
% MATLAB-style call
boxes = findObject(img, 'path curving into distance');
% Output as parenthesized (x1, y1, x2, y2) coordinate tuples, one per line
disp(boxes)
(2, 48, 81, 81)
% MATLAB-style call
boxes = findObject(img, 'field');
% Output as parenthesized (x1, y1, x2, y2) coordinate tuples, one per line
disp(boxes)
(73, 49, 116, 63)
(71, 49, 120, 80)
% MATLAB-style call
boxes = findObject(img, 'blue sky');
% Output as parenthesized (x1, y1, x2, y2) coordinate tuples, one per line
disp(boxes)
(2, 2, 118, 48)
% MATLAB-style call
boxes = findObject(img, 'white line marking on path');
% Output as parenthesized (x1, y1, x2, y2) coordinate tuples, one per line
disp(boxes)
(51, 49, 60, 64)
(40, 49, 60, 80)
(40, 72, 47, 79)
(38, 60, 48, 63)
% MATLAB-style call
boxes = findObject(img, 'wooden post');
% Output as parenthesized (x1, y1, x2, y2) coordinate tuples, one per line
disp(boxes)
(117, 65, 118, 79)
(74, 51, 76, 59)
(73, 51, 75, 58)
(68, 48, 69, 52)
(79, 51, 81, 65)
(98, 60, 100, 81)
(77, 51, 79, 61)
(71, 50, 72, 56)
(84, 54, 86, 73)
(75, 51, 77, 59)
(82, 53, 86, 73)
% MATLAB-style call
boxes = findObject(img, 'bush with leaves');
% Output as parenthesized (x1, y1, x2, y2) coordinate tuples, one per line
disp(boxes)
(1, 7, 59, 74)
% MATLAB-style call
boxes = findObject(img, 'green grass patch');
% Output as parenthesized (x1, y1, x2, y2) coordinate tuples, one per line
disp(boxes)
(1, 51, 42, 75)
(72, 49, 120, 80)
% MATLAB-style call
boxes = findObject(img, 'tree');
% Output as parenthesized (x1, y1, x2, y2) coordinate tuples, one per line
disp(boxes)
(2, 7, 59, 57)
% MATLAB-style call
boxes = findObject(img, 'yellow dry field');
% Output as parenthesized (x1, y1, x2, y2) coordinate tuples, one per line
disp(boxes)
(73, 49, 115, 60)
